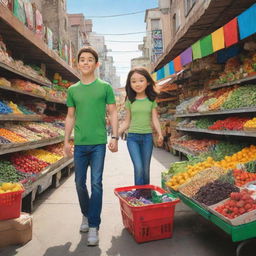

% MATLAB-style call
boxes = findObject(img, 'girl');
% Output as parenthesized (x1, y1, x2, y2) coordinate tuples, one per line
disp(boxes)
(118, 67, 163, 185)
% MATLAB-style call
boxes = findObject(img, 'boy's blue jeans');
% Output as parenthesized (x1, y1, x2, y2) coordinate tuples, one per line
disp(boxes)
(74, 144, 106, 228)
(127, 133, 153, 185)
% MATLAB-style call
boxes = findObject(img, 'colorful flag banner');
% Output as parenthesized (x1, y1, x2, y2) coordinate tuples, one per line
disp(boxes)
(164, 64, 170, 77)
(212, 27, 225, 52)
(192, 41, 202, 60)
(174, 56, 182, 72)
(200, 34, 213, 57)
(169, 61, 175, 75)
(152, 72, 157, 81)
(224, 17, 238, 47)
(238, 4, 256, 40)
(181, 47, 192, 66)
(157, 67, 165, 80)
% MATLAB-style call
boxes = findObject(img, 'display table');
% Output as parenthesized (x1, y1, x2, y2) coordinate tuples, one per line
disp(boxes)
(165, 188, 256, 256)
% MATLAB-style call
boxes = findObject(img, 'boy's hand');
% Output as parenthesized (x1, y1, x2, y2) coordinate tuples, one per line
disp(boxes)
(157, 134, 164, 147)
(64, 142, 73, 157)
(108, 139, 118, 152)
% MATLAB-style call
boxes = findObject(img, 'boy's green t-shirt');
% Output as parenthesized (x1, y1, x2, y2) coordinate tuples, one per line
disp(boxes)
(66, 79, 116, 145)
(125, 98, 157, 134)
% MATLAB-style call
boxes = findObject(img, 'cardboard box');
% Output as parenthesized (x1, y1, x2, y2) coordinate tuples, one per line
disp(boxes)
(0, 212, 32, 248)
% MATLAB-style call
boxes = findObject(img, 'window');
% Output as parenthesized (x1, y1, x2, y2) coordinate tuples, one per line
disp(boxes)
(172, 11, 180, 34)
(61, 0, 66, 10)
(64, 18, 67, 31)
(184, 0, 196, 16)
(151, 19, 160, 30)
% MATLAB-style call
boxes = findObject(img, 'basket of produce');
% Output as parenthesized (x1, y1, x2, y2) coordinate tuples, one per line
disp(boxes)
(114, 185, 180, 243)
(0, 182, 24, 220)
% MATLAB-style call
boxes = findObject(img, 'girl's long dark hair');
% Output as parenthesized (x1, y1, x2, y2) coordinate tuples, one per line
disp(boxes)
(125, 67, 158, 103)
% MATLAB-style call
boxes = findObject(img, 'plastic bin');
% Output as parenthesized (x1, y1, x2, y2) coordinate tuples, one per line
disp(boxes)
(0, 190, 24, 221)
(114, 185, 180, 243)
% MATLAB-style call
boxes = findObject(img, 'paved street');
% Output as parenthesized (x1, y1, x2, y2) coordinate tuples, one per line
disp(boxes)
(0, 140, 255, 256)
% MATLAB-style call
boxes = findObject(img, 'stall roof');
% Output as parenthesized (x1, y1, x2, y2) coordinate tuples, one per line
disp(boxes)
(153, 0, 256, 72)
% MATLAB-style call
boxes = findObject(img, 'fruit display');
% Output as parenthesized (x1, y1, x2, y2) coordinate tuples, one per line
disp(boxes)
(0, 160, 26, 182)
(7, 101, 23, 114)
(211, 142, 246, 161)
(0, 128, 28, 143)
(176, 85, 256, 115)
(5, 124, 43, 141)
(193, 179, 239, 206)
(221, 85, 256, 110)
(0, 182, 23, 193)
(208, 117, 250, 131)
(28, 149, 62, 164)
(195, 118, 215, 129)
(215, 190, 256, 219)
(166, 144, 256, 191)
(166, 157, 216, 190)
(244, 117, 256, 130)
(0, 122, 65, 145)
(172, 137, 218, 154)
(179, 167, 228, 197)
(10, 153, 49, 175)
(0, 101, 13, 114)
(233, 169, 256, 187)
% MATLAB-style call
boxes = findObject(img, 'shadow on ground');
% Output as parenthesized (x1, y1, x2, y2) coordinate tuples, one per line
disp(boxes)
(106, 212, 256, 256)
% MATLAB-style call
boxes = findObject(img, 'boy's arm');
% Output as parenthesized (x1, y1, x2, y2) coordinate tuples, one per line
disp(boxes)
(107, 103, 118, 152)
(64, 107, 75, 157)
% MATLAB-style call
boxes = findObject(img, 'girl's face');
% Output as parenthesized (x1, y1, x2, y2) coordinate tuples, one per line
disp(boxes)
(130, 72, 148, 94)
(78, 52, 99, 75)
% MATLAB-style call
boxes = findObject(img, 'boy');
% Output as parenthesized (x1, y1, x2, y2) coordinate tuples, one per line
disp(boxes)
(64, 46, 119, 246)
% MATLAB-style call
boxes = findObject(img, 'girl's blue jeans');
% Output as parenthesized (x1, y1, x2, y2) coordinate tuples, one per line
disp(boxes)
(74, 144, 106, 228)
(127, 133, 153, 185)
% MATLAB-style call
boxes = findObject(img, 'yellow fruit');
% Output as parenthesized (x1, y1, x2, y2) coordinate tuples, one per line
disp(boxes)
(1, 183, 15, 191)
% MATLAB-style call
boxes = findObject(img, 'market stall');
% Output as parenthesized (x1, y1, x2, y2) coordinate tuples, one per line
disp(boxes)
(155, 4, 256, 254)
(0, 5, 78, 212)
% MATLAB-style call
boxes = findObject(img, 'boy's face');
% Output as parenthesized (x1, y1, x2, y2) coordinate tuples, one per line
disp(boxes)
(78, 52, 99, 75)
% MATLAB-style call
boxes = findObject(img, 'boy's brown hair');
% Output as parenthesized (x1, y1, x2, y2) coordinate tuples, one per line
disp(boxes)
(77, 46, 99, 63)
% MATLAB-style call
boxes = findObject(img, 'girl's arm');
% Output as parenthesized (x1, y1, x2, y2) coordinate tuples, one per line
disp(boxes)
(152, 108, 163, 146)
(118, 109, 131, 137)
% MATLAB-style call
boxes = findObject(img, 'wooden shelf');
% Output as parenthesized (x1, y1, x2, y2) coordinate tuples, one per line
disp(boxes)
(210, 74, 256, 90)
(0, 6, 80, 81)
(0, 85, 66, 105)
(0, 114, 43, 121)
(0, 136, 65, 155)
(22, 157, 74, 198)
(171, 145, 197, 156)
(0, 61, 52, 87)
(177, 127, 256, 138)
(175, 107, 256, 117)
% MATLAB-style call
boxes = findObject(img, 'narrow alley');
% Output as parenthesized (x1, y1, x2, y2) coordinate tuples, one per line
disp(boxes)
(1, 140, 252, 256)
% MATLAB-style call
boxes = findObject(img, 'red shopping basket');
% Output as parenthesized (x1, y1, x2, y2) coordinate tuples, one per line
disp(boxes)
(0, 190, 24, 221)
(114, 184, 180, 243)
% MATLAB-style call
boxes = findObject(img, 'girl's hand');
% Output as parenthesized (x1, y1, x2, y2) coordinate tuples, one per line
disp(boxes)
(157, 134, 164, 147)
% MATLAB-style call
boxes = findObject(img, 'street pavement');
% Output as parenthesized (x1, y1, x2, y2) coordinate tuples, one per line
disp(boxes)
(0, 139, 255, 256)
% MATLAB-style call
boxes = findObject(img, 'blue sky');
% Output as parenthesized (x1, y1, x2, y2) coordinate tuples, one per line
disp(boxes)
(67, 0, 158, 86)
